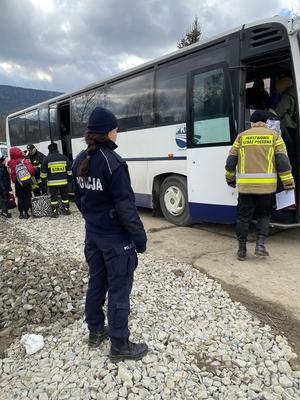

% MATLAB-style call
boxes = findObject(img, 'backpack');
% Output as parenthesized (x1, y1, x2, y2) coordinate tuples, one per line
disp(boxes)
(16, 160, 32, 186)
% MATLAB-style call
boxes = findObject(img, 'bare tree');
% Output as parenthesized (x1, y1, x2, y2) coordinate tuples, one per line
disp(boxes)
(177, 17, 202, 49)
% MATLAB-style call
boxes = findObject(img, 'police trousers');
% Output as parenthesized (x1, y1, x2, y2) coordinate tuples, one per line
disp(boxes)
(84, 231, 137, 346)
(236, 193, 272, 242)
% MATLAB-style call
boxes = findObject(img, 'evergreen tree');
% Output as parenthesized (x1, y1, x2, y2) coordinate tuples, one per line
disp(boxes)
(177, 17, 202, 49)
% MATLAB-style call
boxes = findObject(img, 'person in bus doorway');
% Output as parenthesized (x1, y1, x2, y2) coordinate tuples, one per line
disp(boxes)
(40, 143, 72, 217)
(225, 110, 294, 261)
(8, 147, 36, 219)
(72, 106, 148, 362)
(275, 76, 297, 166)
(26, 144, 47, 196)
(0, 152, 12, 218)
(246, 78, 270, 110)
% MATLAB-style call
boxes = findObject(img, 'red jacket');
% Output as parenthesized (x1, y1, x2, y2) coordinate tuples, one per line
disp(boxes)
(8, 147, 36, 183)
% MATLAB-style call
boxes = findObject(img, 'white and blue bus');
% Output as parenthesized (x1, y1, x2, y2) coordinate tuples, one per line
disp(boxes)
(6, 16, 300, 226)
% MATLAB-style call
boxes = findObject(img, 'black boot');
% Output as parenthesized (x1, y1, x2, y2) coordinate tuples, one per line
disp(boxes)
(255, 235, 269, 256)
(19, 212, 24, 219)
(88, 327, 109, 348)
(24, 212, 30, 219)
(0, 210, 12, 218)
(62, 206, 71, 216)
(237, 241, 247, 261)
(51, 205, 59, 218)
(110, 341, 148, 362)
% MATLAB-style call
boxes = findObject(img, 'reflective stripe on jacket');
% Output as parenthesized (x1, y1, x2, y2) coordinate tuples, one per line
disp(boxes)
(41, 151, 72, 186)
(225, 123, 295, 194)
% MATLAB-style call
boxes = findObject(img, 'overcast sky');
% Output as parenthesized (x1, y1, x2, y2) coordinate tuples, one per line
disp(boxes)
(0, 0, 296, 93)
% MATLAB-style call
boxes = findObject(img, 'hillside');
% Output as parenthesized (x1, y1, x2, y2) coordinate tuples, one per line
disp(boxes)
(0, 85, 62, 141)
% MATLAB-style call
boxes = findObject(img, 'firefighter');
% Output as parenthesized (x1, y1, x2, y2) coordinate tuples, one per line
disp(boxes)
(26, 144, 46, 196)
(225, 110, 295, 260)
(72, 106, 148, 362)
(40, 143, 72, 217)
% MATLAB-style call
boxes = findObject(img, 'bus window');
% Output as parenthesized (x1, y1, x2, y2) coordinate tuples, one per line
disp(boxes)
(191, 67, 231, 145)
(106, 72, 154, 131)
(26, 110, 39, 144)
(155, 60, 190, 125)
(39, 107, 50, 142)
(71, 88, 104, 138)
(9, 115, 26, 146)
(49, 107, 59, 141)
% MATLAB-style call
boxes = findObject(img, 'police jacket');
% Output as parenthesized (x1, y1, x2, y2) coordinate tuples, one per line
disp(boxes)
(41, 150, 72, 186)
(72, 140, 147, 248)
(225, 122, 295, 194)
(0, 164, 12, 194)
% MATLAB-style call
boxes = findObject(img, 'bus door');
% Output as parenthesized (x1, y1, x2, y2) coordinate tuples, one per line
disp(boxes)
(240, 23, 299, 223)
(57, 102, 73, 161)
(186, 63, 237, 223)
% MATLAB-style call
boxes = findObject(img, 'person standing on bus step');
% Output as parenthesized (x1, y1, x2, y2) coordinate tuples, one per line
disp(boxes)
(225, 110, 294, 260)
(8, 147, 36, 219)
(40, 143, 72, 217)
(0, 152, 12, 218)
(72, 106, 148, 362)
(26, 144, 47, 196)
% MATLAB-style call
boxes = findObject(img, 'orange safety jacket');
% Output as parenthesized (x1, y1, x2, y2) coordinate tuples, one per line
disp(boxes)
(225, 122, 295, 194)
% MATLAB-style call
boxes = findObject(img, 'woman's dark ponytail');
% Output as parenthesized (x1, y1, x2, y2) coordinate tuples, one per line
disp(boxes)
(78, 133, 108, 180)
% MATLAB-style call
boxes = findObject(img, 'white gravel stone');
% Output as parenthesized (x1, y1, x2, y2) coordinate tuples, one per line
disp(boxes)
(278, 360, 292, 375)
(117, 363, 133, 384)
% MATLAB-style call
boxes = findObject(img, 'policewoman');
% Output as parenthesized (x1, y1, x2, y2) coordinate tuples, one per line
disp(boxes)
(72, 107, 148, 362)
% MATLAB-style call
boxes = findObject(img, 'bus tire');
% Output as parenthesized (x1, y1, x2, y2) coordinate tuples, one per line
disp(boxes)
(159, 175, 192, 226)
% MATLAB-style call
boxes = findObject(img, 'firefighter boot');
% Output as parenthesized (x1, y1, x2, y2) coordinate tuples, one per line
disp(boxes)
(62, 205, 71, 216)
(255, 235, 269, 256)
(51, 204, 59, 218)
(110, 341, 148, 362)
(237, 240, 247, 261)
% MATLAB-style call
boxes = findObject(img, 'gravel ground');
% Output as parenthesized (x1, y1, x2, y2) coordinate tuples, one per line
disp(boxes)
(0, 210, 300, 400)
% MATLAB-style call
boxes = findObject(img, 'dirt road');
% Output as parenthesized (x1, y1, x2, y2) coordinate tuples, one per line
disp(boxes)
(140, 209, 300, 361)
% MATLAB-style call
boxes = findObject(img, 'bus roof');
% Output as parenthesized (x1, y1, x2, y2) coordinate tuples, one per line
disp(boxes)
(7, 15, 299, 119)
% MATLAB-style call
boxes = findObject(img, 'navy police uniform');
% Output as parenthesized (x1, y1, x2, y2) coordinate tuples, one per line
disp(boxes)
(72, 139, 147, 346)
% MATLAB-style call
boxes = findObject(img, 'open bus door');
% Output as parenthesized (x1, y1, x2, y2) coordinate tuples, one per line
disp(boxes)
(240, 23, 300, 225)
(57, 102, 73, 162)
(242, 55, 300, 225)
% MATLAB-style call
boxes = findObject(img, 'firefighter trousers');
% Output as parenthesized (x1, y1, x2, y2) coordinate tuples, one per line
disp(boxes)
(49, 185, 69, 209)
(236, 193, 272, 242)
(84, 231, 137, 346)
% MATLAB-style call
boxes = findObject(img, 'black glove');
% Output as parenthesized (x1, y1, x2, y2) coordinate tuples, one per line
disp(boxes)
(135, 241, 147, 254)
(227, 180, 236, 188)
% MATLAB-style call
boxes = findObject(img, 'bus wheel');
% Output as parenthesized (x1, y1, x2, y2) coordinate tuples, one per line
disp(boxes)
(159, 175, 192, 226)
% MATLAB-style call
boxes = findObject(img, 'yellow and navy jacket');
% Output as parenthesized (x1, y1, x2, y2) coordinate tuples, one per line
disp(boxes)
(27, 150, 46, 184)
(41, 150, 72, 186)
(225, 122, 295, 194)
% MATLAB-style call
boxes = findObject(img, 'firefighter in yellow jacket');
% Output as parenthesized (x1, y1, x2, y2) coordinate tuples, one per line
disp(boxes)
(40, 143, 72, 217)
(225, 110, 294, 260)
